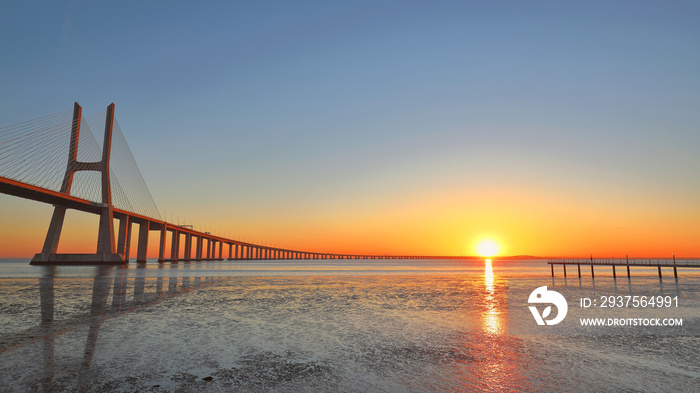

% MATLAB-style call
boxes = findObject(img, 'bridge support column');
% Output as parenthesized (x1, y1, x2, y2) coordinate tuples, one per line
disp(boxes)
(171, 231, 180, 261)
(137, 221, 150, 263)
(117, 216, 131, 262)
(184, 233, 191, 261)
(95, 105, 118, 258)
(37, 207, 68, 259)
(196, 236, 203, 261)
(158, 226, 166, 262)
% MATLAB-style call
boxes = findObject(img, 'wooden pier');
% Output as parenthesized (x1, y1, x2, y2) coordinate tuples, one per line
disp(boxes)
(548, 258, 700, 279)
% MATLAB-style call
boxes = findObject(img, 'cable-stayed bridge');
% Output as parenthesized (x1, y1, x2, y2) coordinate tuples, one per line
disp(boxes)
(1, 103, 469, 264)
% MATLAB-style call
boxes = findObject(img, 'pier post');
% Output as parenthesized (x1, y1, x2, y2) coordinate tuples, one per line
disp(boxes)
(551, 264, 554, 277)
(658, 265, 662, 279)
(673, 255, 678, 280)
(577, 264, 581, 278)
(563, 264, 567, 278)
(591, 265, 594, 278)
(612, 265, 616, 279)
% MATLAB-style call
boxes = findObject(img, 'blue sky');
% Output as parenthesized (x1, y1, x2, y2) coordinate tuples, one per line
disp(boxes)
(1, 1, 699, 256)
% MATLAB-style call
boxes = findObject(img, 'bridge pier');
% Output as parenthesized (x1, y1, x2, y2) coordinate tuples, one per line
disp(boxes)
(137, 222, 150, 263)
(158, 227, 167, 262)
(31, 103, 124, 265)
(117, 216, 132, 262)
(184, 233, 192, 261)
(196, 236, 203, 261)
(171, 231, 180, 261)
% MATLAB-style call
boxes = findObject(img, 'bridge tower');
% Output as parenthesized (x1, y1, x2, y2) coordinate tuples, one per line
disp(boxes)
(31, 103, 125, 265)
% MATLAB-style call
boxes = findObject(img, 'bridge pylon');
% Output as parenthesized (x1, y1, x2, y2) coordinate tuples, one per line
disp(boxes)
(31, 103, 125, 265)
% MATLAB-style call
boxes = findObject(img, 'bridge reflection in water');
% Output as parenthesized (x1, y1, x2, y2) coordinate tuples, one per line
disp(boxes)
(2, 263, 225, 392)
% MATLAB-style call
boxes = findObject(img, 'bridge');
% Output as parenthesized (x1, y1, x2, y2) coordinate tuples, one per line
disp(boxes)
(1, 103, 471, 264)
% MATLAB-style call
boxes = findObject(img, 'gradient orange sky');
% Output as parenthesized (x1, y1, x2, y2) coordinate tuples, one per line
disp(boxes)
(1, 2, 699, 258)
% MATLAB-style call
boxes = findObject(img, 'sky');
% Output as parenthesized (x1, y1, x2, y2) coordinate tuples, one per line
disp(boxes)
(1, 1, 699, 258)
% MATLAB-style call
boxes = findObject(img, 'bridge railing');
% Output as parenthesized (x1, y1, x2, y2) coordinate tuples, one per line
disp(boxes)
(548, 258, 700, 267)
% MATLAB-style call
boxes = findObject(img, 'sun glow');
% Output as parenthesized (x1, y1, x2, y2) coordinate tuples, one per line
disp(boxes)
(476, 239, 500, 257)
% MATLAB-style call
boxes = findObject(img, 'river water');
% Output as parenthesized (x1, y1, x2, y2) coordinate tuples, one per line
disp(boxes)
(0, 259, 698, 392)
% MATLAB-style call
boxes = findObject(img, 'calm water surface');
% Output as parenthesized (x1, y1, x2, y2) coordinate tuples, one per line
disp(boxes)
(0, 259, 698, 392)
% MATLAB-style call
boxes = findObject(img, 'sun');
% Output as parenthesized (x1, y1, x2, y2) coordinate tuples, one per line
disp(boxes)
(476, 239, 500, 257)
